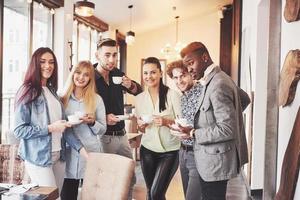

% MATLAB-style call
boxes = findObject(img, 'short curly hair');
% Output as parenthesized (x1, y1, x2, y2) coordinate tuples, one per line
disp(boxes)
(180, 42, 208, 58)
(166, 60, 188, 78)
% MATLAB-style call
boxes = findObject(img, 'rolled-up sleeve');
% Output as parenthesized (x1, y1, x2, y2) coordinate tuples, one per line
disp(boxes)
(89, 95, 107, 136)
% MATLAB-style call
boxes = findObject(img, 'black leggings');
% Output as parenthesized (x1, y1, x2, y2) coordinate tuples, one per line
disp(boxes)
(140, 145, 179, 200)
(61, 178, 81, 200)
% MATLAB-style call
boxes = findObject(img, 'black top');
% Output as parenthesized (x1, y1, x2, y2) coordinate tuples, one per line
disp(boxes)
(94, 63, 142, 132)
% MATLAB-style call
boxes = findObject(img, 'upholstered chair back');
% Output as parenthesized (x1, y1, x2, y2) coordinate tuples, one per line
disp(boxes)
(81, 152, 135, 200)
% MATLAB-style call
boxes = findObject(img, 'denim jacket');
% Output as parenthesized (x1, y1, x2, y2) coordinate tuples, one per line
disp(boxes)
(14, 86, 83, 167)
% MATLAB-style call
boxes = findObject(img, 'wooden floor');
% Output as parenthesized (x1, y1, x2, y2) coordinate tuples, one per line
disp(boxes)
(133, 162, 251, 200)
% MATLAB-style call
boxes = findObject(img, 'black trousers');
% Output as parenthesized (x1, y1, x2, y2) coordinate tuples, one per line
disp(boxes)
(199, 175, 228, 200)
(140, 145, 179, 200)
(61, 178, 81, 200)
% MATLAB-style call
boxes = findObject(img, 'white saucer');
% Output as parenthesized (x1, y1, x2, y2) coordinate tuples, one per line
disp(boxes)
(170, 123, 180, 130)
(170, 130, 187, 137)
(68, 120, 83, 125)
(116, 115, 129, 121)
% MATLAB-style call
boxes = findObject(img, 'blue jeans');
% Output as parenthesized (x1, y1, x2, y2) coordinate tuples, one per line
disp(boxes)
(179, 148, 202, 200)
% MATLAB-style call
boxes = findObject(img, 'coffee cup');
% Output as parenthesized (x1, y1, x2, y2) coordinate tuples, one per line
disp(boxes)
(67, 114, 80, 123)
(175, 118, 190, 127)
(74, 111, 84, 118)
(112, 76, 123, 84)
(141, 115, 153, 124)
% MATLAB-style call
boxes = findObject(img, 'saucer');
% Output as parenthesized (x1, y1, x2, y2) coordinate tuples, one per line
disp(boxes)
(170, 130, 187, 137)
(170, 123, 180, 130)
(115, 115, 129, 121)
(68, 120, 83, 125)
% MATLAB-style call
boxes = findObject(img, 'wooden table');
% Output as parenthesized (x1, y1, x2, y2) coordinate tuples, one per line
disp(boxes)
(27, 187, 58, 200)
(0, 186, 58, 200)
(127, 133, 142, 160)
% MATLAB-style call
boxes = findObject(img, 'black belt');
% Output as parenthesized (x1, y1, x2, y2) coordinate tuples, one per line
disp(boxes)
(105, 129, 126, 136)
(181, 144, 193, 151)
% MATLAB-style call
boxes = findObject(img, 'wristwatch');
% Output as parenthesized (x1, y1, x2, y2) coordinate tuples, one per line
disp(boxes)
(189, 129, 195, 138)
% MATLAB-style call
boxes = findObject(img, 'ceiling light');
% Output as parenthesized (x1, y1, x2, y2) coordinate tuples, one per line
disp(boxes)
(126, 5, 135, 45)
(161, 15, 185, 60)
(126, 31, 135, 45)
(75, 0, 95, 17)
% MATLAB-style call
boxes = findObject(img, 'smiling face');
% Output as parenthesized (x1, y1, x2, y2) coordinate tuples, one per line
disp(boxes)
(73, 67, 91, 89)
(171, 68, 194, 92)
(40, 52, 55, 85)
(142, 63, 162, 88)
(97, 46, 118, 71)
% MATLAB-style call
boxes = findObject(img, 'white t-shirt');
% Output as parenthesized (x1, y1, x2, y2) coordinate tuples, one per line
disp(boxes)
(42, 87, 62, 152)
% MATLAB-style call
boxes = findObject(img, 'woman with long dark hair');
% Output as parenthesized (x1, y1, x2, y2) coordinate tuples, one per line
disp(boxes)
(14, 47, 83, 197)
(135, 57, 181, 200)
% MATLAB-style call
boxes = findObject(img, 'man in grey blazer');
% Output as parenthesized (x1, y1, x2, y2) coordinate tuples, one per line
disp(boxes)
(178, 42, 249, 200)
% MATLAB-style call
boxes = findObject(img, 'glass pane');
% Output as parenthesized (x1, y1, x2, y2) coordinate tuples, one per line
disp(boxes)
(32, 1, 53, 52)
(72, 20, 78, 69)
(78, 24, 90, 61)
(2, 0, 29, 142)
(90, 30, 99, 64)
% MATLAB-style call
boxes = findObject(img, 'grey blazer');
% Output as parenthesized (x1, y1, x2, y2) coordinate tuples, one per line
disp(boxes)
(193, 66, 248, 182)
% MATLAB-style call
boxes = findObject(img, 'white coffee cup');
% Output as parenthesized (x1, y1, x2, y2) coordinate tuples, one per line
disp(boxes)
(141, 115, 153, 124)
(74, 111, 84, 118)
(175, 118, 190, 127)
(112, 76, 123, 84)
(68, 114, 80, 123)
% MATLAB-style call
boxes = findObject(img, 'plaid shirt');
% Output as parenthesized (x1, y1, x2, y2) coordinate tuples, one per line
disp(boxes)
(181, 82, 203, 146)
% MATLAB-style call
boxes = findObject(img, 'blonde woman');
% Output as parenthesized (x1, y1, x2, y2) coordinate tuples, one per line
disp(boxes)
(60, 61, 106, 200)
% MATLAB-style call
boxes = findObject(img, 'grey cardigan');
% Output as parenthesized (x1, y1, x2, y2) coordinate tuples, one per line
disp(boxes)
(64, 93, 106, 179)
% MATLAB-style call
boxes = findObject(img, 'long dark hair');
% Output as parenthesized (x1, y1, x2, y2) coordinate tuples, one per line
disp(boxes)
(144, 57, 169, 112)
(16, 47, 58, 105)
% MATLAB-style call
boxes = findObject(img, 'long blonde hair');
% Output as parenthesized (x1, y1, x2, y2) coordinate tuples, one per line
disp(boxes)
(61, 60, 97, 114)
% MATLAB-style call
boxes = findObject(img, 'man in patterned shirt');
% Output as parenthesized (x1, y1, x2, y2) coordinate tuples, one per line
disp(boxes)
(167, 60, 203, 200)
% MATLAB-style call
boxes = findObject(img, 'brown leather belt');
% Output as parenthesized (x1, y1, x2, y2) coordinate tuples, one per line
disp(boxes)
(105, 129, 126, 136)
(181, 144, 193, 152)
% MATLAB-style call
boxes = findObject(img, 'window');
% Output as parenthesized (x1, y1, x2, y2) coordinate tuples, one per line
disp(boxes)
(32, 1, 53, 51)
(1, 0, 54, 143)
(78, 24, 91, 61)
(15, 60, 19, 72)
(72, 20, 102, 65)
(8, 60, 13, 73)
(2, 0, 30, 141)
(90, 30, 98, 64)
(72, 15, 108, 68)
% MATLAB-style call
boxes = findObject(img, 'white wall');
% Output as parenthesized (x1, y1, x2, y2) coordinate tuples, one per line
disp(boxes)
(53, 1, 73, 92)
(241, 0, 269, 190)
(243, 0, 300, 193)
(126, 12, 221, 104)
(277, 0, 300, 199)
